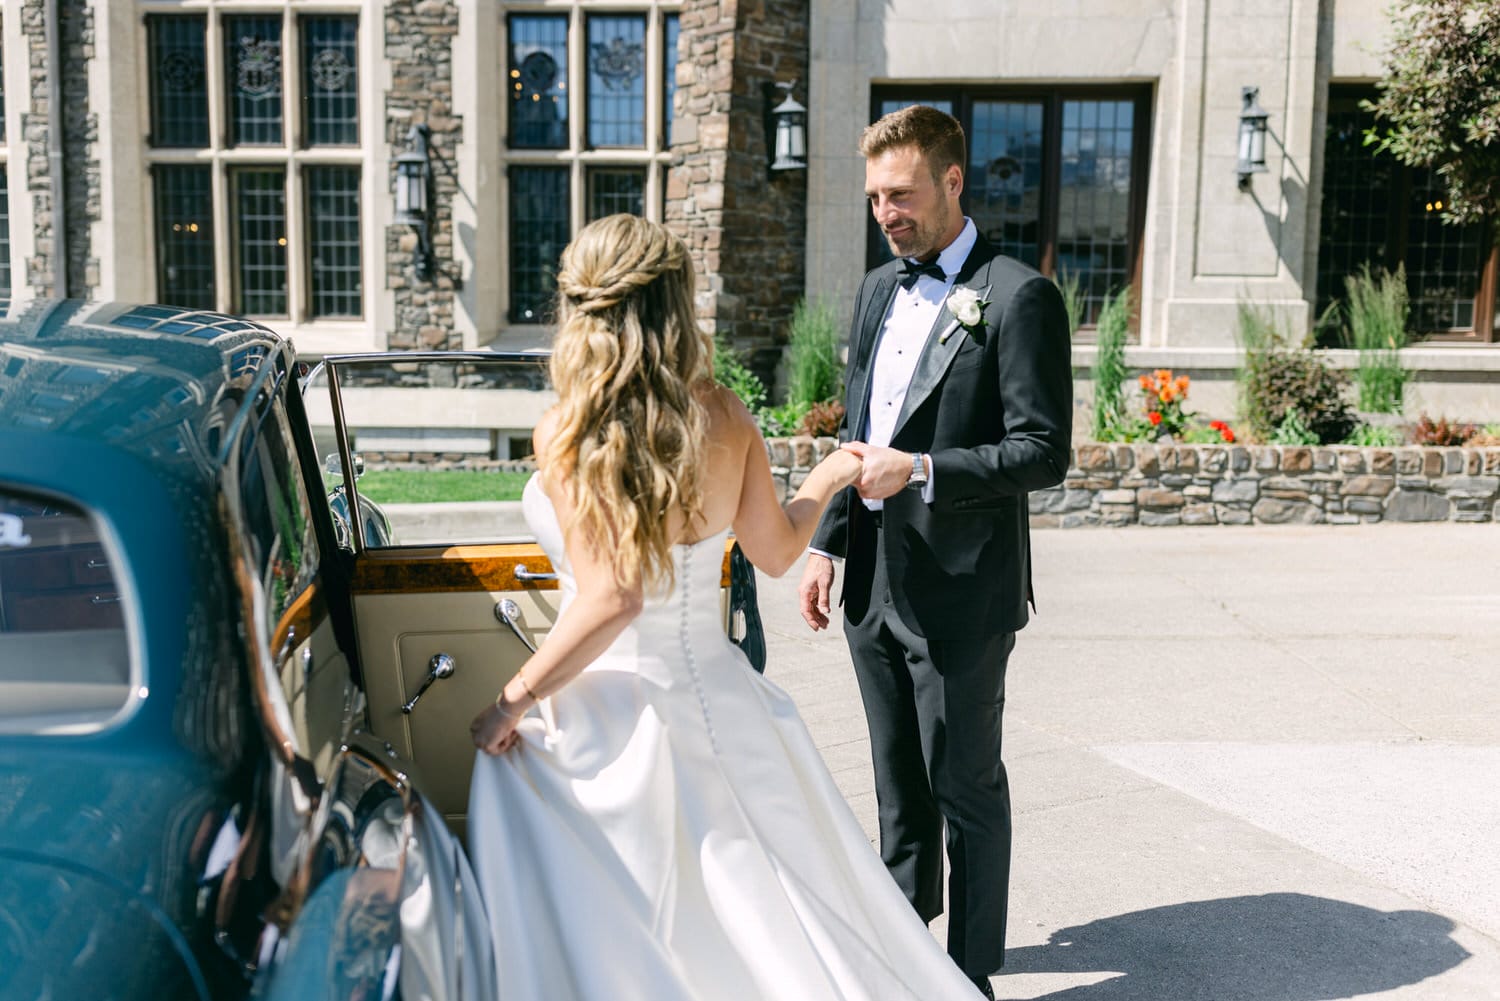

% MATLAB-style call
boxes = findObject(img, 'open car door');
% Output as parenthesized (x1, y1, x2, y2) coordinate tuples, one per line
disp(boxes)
(304, 351, 762, 840)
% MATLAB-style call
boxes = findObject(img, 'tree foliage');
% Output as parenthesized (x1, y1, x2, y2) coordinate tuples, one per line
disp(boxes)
(1364, 0, 1500, 229)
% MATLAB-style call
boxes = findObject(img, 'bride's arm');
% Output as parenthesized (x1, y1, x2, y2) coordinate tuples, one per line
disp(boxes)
(725, 391, 861, 578)
(472, 418, 645, 755)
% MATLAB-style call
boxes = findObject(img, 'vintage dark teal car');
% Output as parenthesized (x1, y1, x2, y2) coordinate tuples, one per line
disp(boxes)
(0, 299, 761, 1001)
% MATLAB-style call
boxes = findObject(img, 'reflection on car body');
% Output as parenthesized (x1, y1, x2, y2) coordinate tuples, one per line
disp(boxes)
(0, 299, 763, 1000)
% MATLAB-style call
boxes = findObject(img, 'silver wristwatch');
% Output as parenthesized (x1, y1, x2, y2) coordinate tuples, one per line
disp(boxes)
(907, 452, 929, 491)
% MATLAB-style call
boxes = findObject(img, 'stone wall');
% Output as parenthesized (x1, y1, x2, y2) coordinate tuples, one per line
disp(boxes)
(670, 0, 809, 382)
(763, 437, 1500, 526)
(385, 0, 461, 350)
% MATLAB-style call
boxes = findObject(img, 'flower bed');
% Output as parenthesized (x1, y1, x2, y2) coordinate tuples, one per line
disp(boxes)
(763, 437, 1500, 526)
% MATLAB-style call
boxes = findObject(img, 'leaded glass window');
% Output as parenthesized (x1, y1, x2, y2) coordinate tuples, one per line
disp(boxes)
(0, 173, 10, 297)
(501, 5, 678, 325)
(152, 165, 215, 310)
(306, 166, 361, 318)
(232, 168, 288, 316)
(148, 15, 209, 149)
(509, 15, 568, 149)
(144, 9, 365, 322)
(587, 15, 647, 148)
(663, 15, 680, 147)
(1316, 86, 1496, 340)
(587, 168, 647, 220)
(509, 167, 570, 324)
(224, 15, 284, 147)
(302, 16, 359, 147)
(869, 87, 1150, 331)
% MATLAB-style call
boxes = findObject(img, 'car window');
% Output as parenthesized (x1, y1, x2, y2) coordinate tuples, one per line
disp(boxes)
(238, 394, 320, 638)
(0, 487, 134, 733)
(304, 354, 553, 548)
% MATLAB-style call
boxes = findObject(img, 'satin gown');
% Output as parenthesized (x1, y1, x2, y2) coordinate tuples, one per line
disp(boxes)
(467, 477, 983, 1000)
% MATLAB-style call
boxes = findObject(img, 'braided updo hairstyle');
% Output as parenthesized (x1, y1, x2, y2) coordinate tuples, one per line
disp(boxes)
(543, 214, 713, 592)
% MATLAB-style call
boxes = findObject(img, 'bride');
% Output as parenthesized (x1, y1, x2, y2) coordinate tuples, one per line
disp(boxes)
(468, 214, 985, 1000)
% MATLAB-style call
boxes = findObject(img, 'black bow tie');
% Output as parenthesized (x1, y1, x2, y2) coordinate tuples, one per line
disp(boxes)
(897, 259, 947, 290)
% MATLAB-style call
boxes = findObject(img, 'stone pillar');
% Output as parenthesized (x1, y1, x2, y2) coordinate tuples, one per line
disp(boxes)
(61, 0, 99, 297)
(669, 0, 809, 386)
(20, 0, 97, 299)
(385, 0, 463, 351)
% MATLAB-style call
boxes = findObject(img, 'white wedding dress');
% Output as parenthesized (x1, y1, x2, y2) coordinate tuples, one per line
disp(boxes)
(468, 477, 983, 1000)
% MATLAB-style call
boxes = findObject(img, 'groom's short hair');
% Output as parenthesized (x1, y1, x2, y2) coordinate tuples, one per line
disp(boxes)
(859, 105, 967, 184)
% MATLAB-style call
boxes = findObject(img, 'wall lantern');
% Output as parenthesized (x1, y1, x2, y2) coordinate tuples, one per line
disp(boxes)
(769, 80, 807, 172)
(1236, 86, 1269, 190)
(393, 123, 433, 280)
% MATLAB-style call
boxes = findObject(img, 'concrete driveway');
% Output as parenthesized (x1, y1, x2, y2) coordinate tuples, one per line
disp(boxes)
(756, 525, 1500, 1000)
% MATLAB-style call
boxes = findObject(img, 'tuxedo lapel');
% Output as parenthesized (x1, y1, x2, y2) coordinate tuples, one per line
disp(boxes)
(847, 271, 899, 442)
(891, 246, 994, 439)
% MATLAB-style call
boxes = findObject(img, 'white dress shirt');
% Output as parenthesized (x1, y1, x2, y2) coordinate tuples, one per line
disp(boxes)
(861, 218, 977, 511)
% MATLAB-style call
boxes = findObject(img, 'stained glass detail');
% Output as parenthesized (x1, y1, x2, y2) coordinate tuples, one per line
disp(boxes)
(969, 100, 1045, 269)
(148, 15, 209, 148)
(587, 168, 646, 221)
(587, 15, 647, 148)
(302, 16, 358, 147)
(0, 173, 10, 297)
(509, 15, 568, 149)
(306, 167, 361, 318)
(225, 15, 284, 146)
(1056, 99, 1136, 325)
(509, 167, 570, 324)
(663, 14, 680, 148)
(153, 165, 215, 310)
(232, 168, 288, 315)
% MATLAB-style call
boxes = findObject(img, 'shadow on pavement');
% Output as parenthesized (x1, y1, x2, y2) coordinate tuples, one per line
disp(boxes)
(1003, 893, 1470, 1000)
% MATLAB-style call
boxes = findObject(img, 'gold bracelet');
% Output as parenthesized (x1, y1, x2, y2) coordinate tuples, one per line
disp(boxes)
(516, 665, 540, 703)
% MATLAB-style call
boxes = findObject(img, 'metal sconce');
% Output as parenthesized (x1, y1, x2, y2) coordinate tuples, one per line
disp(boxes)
(1236, 86, 1269, 190)
(769, 80, 807, 172)
(393, 123, 433, 280)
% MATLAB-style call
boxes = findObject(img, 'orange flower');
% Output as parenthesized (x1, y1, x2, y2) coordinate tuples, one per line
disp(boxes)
(1138, 374, 1153, 391)
(1148, 411, 1163, 426)
(1154, 369, 1172, 384)
(1174, 375, 1190, 392)
(1159, 386, 1177, 403)
(1221, 427, 1236, 443)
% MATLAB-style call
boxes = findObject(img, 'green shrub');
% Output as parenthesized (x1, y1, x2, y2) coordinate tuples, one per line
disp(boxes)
(1090, 288, 1131, 440)
(713, 335, 766, 413)
(1344, 263, 1409, 413)
(1236, 300, 1356, 444)
(784, 298, 843, 408)
(1055, 269, 1085, 338)
(759, 400, 812, 438)
(1343, 423, 1405, 447)
(1271, 410, 1320, 445)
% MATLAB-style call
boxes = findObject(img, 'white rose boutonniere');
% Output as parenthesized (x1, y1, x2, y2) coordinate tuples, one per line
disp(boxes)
(941, 285, 992, 344)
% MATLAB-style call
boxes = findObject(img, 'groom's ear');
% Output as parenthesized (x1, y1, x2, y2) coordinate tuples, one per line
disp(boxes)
(944, 163, 964, 199)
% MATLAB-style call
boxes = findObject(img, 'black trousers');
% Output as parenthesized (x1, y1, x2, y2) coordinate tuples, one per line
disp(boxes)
(843, 514, 1015, 978)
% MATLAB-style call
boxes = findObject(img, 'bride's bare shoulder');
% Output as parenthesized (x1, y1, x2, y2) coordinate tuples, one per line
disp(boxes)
(698, 381, 757, 437)
(531, 406, 560, 456)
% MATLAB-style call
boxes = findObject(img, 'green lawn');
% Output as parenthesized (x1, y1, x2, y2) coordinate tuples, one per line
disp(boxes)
(355, 468, 533, 504)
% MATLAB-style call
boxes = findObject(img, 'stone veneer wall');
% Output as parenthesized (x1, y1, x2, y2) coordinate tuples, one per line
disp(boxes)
(670, 0, 809, 381)
(385, 0, 461, 350)
(762, 438, 1500, 526)
(21, 0, 97, 298)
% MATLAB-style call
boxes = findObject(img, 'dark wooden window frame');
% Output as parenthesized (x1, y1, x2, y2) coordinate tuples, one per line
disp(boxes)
(869, 83, 1154, 338)
(1320, 84, 1498, 344)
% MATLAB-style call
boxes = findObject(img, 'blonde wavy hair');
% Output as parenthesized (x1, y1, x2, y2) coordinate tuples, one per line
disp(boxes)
(544, 214, 713, 592)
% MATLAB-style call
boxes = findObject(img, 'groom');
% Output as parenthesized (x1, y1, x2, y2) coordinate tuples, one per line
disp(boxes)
(799, 105, 1072, 996)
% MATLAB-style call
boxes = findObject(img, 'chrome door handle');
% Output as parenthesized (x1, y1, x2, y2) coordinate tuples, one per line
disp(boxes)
(513, 564, 558, 582)
(401, 653, 456, 714)
(494, 599, 537, 653)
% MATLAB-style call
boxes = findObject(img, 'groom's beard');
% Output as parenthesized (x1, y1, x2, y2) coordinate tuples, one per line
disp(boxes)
(882, 198, 954, 262)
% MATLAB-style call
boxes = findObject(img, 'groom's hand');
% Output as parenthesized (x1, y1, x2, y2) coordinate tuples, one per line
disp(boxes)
(841, 442, 913, 500)
(799, 554, 836, 631)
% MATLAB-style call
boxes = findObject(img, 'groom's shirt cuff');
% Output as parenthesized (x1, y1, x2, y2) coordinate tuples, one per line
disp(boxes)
(806, 546, 842, 564)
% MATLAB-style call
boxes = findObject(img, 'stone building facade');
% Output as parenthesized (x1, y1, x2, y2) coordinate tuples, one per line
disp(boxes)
(0, 0, 1495, 430)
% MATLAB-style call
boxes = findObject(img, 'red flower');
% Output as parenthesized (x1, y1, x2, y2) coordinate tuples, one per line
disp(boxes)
(1148, 411, 1163, 426)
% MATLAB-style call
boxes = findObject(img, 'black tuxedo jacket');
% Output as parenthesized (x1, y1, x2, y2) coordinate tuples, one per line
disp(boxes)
(811, 235, 1073, 634)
